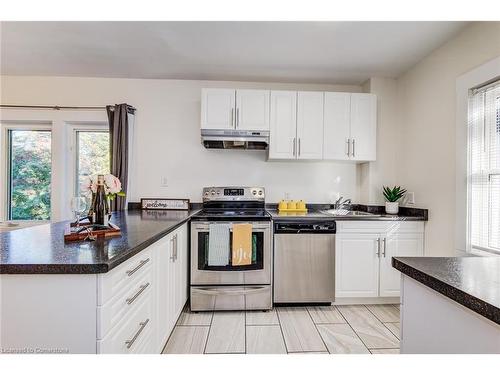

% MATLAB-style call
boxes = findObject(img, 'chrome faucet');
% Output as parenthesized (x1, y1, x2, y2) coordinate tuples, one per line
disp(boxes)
(333, 197, 352, 210)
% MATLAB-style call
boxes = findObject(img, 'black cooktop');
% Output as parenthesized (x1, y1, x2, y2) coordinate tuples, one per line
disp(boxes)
(191, 209, 271, 221)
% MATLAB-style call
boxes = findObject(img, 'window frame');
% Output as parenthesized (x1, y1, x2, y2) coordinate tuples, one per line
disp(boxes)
(66, 122, 110, 202)
(0, 122, 53, 223)
(467, 82, 500, 256)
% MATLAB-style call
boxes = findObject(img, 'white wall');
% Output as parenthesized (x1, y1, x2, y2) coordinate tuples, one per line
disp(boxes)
(358, 77, 399, 205)
(0, 76, 361, 204)
(395, 22, 500, 256)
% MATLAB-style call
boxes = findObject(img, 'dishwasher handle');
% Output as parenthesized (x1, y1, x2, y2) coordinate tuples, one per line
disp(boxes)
(274, 221, 336, 234)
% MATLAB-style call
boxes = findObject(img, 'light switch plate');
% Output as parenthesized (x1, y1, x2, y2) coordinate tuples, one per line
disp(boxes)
(160, 177, 168, 187)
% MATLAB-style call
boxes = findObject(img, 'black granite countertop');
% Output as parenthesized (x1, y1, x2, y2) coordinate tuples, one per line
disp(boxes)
(0, 209, 198, 274)
(393, 257, 500, 325)
(267, 205, 427, 222)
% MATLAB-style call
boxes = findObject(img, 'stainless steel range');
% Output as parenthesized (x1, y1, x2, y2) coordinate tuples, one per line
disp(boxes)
(190, 186, 272, 311)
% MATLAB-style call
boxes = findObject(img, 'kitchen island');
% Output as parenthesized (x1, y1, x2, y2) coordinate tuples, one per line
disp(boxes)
(0, 209, 197, 353)
(393, 256, 500, 353)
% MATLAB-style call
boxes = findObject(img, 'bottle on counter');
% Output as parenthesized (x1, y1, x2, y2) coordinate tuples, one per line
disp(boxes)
(91, 174, 109, 226)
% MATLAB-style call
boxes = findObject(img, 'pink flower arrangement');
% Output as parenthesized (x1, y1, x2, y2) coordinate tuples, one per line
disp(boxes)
(80, 174, 125, 199)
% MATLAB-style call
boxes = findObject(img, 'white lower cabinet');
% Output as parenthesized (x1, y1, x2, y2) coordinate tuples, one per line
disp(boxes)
(335, 222, 424, 298)
(98, 223, 189, 353)
(335, 233, 380, 298)
(379, 233, 424, 297)
(155, 223, 188, 353)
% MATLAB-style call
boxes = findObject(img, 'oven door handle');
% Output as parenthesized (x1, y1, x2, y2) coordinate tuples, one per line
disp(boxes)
(193, 286, 268, 296)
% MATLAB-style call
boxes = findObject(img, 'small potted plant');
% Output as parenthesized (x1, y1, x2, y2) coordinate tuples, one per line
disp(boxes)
(382, 186, 407, 214)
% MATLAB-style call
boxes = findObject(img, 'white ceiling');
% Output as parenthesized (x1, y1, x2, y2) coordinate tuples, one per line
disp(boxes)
(0, 21, 468, 84)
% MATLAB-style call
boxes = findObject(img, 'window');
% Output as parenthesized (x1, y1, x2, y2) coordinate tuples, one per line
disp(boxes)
(7, 129, 52, 220)
(74, 130, 110, 196)
(468, 79, 500, 253)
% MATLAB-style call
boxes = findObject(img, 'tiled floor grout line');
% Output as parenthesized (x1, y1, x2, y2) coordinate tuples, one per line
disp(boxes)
(306, 307, 331, 354)
(336, 306, 372, 353)
(364, 305, 401, 342)
(202, 309, 215, 354)
(274, 308, 290, 354)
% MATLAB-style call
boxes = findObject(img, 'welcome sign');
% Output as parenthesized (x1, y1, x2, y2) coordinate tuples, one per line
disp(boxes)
(140, 198, 190, 210)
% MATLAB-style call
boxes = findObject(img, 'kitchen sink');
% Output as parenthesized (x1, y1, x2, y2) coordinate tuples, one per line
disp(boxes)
(322, 209, 381, 217)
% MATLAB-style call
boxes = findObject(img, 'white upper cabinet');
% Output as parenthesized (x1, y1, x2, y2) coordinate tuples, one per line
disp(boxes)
(201, 89, 236, 130)
(235, 89, 270, 131)
(201, 88, 270, 131)
(350, 93, 377, 161)
(269, 91, 297, 160)
(323, 92, 351, 160)
(296, 91, 324, 160)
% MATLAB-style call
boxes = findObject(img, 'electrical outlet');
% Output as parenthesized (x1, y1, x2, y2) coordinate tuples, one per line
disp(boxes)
(160, 177, 168, 187)
(406, 192, 415, 205)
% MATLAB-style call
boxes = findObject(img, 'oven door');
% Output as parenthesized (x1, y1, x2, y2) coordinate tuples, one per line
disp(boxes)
(190, 221, 271, 285)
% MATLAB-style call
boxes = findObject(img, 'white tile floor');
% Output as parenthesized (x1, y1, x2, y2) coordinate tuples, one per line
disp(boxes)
(163, 304, 401, 354)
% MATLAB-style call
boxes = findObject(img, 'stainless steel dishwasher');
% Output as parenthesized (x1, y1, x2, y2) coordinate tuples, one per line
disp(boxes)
(273, 220, 336, 304)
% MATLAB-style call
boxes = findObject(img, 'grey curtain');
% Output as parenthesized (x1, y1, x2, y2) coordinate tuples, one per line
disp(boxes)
(106, 103, 133, 211)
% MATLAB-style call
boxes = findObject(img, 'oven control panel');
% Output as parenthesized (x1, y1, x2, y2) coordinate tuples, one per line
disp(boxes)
(203, 186, 265, 201)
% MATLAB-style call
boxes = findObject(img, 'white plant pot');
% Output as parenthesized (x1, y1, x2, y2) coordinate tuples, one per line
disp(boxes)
(385, 202, 399, 214)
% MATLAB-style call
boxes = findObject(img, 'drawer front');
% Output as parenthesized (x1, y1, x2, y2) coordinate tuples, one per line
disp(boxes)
(98, 247, 154, 305)
(190, 285, 272, 311)
(337, 221, 424, 234)
(97, 271, 153, 339)
(97, 290, 153, 354)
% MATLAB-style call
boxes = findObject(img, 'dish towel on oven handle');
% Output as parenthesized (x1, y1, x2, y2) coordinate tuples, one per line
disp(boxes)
(232, 223, 253, 266)
(207, 223, 231, 266)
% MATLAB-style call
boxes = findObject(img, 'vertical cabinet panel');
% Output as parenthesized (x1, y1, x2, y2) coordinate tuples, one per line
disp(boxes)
(296, 91, 324, 160)
(379, 233, 424, 297)
(269, 91, 297, 159)
(335, 233, 380, 298)
(236, 89, 270, 131)
(350, 93, 377, 161)
(323, 92, 351, 160)
(156, 233, 173, 351)
(155, 224, 189, 352)
(201, 89, 235, 130)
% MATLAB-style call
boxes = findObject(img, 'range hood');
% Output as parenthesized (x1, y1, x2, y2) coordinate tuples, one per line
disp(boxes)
(201, 129, 269, 150)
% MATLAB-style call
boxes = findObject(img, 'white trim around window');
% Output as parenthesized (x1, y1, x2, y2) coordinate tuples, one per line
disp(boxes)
(65, 122, 109, 219)
(0, 108, 107, 222)
(456, 55, 500, 256)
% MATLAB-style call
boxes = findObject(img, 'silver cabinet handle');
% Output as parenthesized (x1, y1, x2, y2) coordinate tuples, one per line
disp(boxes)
(170, 236, 175, 261)
(126, 258, 150, 277)
(352, 138, 355, 157)
(236, 108, 240, 128)
(376, 238, 380, 257)
(298, 138, 301, 157)
(293, 138, 296, 157)
(231, 108, 234, 128)
(346, 139, 350, 157)
(126, 282, 150, 305)
(382, 238, 386, 257)
(174, 234, 178, 261)
(125, 319, 149, 349)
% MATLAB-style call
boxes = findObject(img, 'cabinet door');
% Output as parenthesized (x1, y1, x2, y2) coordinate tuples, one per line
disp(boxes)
(155, 233, 173, 351)
(323, 92, 351, 160)
(235, 89, 270, 131)
(201, 88, 235, 130)
(335, 233, 380, 298)
(379, 233, 424, 297)
(350, 93, 377, 161)
(296, 91, 324, 160)
(173, 225, 188, 318)
(269, 91, 297, 159)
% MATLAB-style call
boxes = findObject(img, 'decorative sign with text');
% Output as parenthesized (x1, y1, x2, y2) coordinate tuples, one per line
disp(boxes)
(140, 198, 190, 211)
